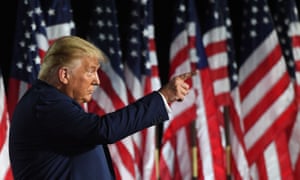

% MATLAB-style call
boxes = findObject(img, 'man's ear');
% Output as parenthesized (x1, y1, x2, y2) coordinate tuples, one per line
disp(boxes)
(58, 67, 69, 84)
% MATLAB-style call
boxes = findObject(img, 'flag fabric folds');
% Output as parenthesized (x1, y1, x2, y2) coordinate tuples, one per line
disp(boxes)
(86, 1, 130, 179)
(87, 0, 161, 179)
(122, 0, 161, 179)
(200, 0, 251, 179)
(5, 0, 300, 179)
(269, 0, 300, 178)
(237, 0, 296, 178)
(159, 0, 226, 179)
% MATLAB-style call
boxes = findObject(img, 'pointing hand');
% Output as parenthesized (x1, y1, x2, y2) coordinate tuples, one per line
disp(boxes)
(158, 71, 197, 103)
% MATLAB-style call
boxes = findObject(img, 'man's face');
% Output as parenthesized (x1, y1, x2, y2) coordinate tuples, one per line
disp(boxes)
(64, 57, 100, 104)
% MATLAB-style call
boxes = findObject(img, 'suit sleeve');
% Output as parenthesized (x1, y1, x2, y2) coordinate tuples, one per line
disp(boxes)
(35, 91, 169, 145)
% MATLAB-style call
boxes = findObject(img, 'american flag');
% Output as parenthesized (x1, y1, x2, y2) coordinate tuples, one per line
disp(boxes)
(270, 0, 300, 178)
(200, 0, 251, 179)
(43, 0, 76, 44)
(122, 0, 161, 179)
(85, 0, 133, 179)
(201, 0, 231, 108)
(7, 0, 75, 118)
(8, 0, 48, 118)
(159, 0, 225, 179)
(237, 0, 296, 178)
(0, 69, 13, 180)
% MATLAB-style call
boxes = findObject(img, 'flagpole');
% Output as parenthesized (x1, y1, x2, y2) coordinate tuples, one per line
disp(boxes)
(223, 106, 231, 180)
(191, 120, 198, 180)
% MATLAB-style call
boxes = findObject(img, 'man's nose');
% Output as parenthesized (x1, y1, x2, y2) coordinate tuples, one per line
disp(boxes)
(93, 73, 100, 86)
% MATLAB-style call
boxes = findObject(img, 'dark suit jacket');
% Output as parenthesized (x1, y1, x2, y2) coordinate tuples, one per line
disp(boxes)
(9, 80, 169, 180)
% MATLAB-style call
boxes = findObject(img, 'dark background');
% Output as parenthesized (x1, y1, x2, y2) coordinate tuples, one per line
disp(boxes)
(1, 1, 300, 92)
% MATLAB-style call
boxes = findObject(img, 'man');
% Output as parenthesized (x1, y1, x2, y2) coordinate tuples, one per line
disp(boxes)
(9, 36, 195, 179)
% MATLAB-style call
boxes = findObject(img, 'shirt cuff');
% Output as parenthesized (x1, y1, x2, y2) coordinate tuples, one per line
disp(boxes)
(158, 92, 172, 115)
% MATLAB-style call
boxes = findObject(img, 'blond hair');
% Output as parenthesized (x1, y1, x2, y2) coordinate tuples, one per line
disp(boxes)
(38, 36, 107, 82)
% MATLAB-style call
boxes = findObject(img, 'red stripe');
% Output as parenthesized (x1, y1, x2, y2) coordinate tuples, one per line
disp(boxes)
(210, 66, 229, 81)
(148, 39, 156, 51)
(87, 99, 106, 116)
(292, 36, 300, 47)
(0, 98, 8, 150)
(7, 78, 20, 119)
(205, 40, 227, 57)
(200, 68, 227, 179)
(256, 154, 268, 179)
(275, 135, 294, 178)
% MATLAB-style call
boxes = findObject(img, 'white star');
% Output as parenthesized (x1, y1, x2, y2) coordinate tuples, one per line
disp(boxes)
(48, 8, 55, 16)
(179, 4, 185, 12)
(97, 20, 104, 27)
(130, 37, 138, 44)
(34, 56, 41, 65)
(16, 62, 23, 69)
(95, 7, 103, 14)
(131, 51, 138, 57)
(26, 65, 32, 73)
(35, 7, 42, 15)
(28, 44, 36, 52)
(98, 33, 106, 41)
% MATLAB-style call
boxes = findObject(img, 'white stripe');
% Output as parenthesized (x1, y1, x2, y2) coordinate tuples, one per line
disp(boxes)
(296, 71, 300, 86)
(36, 33, 49, 53)
(147, 25, 155, 39)
(264, 143, 280, 179)
(151, 77, 161, 91)
(202, 26, 227, 47)
(46, 23, 74, 40)
(288, 22, 300, 37)
(170, 31, 188, 60)
(177, 128, 192, 179)
(188, 22, 196, 37)
(207, 52, 229, 70)
(101, 62, 128, 105)
(289, 112, 300, 168)
(293, 47, 300, 61)
(213, 78, 230, 95)
(139, 126, 155, 179)
(0, 118, 10, 179)
(0, 75, 4, 113)
(250, 163, 259, 180)
(161, 141, 175, 178)
(124, 64, 143, 100)
(18, 81, 29, 101)
(92, 87, 115, 113)
(229, 122, 251, 179)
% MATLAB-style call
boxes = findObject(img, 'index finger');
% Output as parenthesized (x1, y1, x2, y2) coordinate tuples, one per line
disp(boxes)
(178, 71, 197, 80)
